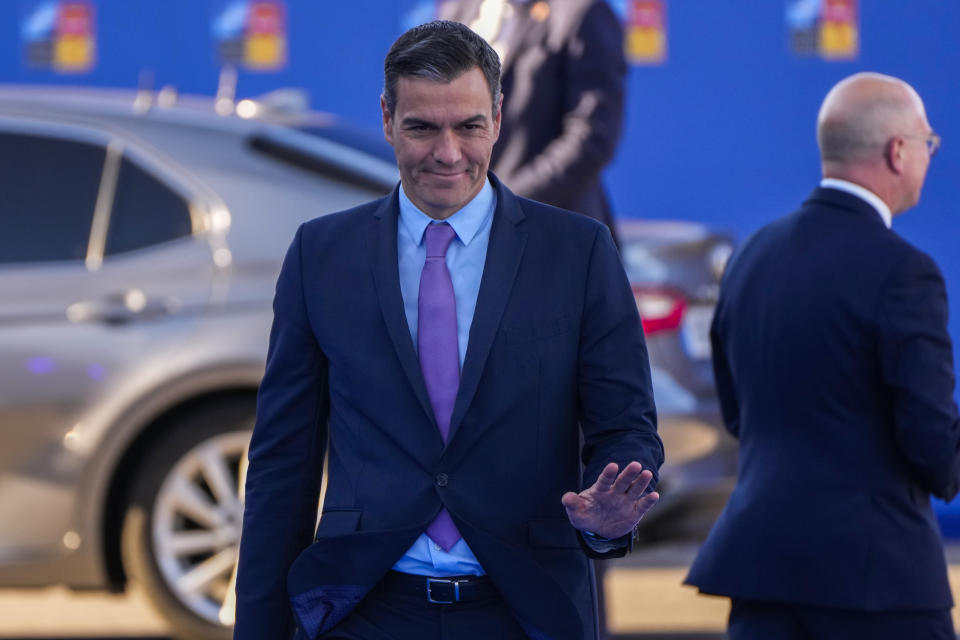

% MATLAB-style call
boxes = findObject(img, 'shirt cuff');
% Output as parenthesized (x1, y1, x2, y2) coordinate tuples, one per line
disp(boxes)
(581, 529, 633, 553)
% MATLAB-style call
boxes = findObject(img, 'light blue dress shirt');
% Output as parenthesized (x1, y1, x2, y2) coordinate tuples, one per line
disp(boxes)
(391, 179, 496, 577)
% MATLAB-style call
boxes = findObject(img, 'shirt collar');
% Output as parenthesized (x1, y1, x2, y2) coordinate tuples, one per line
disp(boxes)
(398, 178, 496, 247)
(820, 178, 892, 229)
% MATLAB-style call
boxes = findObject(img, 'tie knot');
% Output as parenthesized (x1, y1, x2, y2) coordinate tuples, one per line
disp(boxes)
(425, 223, 457, 258)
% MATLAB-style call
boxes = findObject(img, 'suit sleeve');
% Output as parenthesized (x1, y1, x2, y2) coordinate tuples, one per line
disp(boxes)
(576, 225, 664, 557)
(710, 298, 740, 438)
(234, 225, 329, 640)
(506, 2, 626, 204)
(878, 249, 960, 501)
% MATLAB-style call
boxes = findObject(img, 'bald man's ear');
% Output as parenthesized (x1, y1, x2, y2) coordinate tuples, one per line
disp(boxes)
(886, 137, 906, 174)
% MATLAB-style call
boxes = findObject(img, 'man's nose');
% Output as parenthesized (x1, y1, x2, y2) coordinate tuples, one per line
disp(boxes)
(431, 129, 462, 165)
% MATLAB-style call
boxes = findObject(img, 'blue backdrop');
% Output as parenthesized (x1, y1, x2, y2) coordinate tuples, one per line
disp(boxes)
(4, 2, 955, 259)
(4, 0, 960, 524)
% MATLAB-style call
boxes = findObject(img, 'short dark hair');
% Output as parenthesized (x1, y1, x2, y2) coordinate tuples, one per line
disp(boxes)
(383, 20, 501, 117)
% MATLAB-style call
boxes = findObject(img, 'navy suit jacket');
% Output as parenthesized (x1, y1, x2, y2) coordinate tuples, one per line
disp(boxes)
(686, 187, 960, 610)
(235, 175, 662, 640)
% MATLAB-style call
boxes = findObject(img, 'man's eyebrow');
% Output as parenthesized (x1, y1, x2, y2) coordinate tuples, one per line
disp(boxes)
(458, 114, 489, 126)
(399, 114, 489, 128)
(400, 117, 436, 128)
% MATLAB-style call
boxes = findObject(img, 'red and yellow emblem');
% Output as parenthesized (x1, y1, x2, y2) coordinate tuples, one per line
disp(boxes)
(245, 1, 286, 70)
(54, 2, 95, 72)
(819, 0, 858, 59)
(626, 0, 667, 65)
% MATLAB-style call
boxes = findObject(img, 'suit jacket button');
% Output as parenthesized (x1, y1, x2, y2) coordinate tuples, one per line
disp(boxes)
(435, 473, 449, 487)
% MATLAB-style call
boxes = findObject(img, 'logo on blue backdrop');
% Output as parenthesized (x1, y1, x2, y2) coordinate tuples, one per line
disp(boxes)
(786, 0, 858, 59)
(21, 0, 96, 73)
(212, 0, 287, 71)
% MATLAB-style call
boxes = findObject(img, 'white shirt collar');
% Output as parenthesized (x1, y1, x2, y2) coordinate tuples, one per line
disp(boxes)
(820, 178, 892, 229)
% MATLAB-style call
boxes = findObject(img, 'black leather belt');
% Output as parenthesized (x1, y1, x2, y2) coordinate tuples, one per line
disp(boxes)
(380, 570, 499, 604)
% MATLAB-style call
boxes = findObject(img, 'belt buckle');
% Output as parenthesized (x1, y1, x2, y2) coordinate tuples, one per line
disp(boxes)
(426, 577, 460, 604)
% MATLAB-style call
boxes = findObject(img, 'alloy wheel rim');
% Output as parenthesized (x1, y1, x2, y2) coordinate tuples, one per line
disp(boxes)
(151, 430, 250, 625)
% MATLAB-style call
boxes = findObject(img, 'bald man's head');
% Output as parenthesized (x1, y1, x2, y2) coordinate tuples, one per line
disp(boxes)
(817, 72, 934, 215)
(817, 72, 926, 164)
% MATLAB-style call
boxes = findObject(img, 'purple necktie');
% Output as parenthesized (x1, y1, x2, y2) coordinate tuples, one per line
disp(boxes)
(418, 223, 462, 551)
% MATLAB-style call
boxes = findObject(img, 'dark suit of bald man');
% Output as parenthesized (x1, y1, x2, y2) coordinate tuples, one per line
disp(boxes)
(686, 186, 960, 639)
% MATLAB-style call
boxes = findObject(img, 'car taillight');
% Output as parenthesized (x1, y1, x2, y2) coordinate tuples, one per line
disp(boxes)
(633, 286, 686, 334)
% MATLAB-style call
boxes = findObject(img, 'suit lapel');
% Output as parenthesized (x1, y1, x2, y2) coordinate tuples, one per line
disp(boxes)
(367, 187, 442, 445)
(447, 176, 527, 442)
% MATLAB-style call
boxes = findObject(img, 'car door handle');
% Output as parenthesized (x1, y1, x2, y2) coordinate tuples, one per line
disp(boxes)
(66, 289, 179, 325)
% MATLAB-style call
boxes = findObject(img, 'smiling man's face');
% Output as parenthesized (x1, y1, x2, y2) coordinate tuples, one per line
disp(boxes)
(382, 66, 501, 220)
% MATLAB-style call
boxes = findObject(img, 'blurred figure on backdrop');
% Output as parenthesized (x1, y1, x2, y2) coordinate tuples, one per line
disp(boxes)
(234, 20, 662, 640)
(441, 0, 627, 243)
(685, 72, 959, 639)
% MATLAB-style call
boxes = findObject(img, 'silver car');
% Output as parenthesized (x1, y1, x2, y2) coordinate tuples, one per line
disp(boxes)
(0, 86, 735, 638)
(0, 85, 397, 639)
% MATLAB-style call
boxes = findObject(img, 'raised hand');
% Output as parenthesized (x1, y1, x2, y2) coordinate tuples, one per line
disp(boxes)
(561, 461, 660, 540)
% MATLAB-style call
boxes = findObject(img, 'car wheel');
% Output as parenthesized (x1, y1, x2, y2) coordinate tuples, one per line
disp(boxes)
(122, 402, 252, 640)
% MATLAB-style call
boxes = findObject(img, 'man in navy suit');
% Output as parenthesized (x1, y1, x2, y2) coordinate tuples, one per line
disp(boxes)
(685, 72, 960, 638)
(234, 20, 662, 640)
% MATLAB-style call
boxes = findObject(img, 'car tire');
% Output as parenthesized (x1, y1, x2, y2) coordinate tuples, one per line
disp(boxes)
(121, 401, 253, 640)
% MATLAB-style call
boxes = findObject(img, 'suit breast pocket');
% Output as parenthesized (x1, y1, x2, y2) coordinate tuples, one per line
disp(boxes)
(502, 315, 575, 382)
(503, 315, 571, 346)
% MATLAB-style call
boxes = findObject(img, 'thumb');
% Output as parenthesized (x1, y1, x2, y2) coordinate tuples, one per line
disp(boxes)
(561, 491, 581, 510)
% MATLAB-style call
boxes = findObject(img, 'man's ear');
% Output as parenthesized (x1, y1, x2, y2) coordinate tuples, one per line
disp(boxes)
(492, 93, 504, 140)
(886, 136, 905, 174)
(381, 94, 394, 145)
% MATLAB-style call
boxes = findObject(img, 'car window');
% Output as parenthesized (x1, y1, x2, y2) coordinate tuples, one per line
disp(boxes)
(104, 157, 193, 256)
(0, 131, 104, 264)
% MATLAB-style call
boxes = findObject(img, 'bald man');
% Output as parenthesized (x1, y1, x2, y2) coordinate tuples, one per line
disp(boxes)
(685, 73, 959, 639)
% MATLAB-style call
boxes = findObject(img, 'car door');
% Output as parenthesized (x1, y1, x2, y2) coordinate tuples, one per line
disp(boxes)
(0, 118, 217, 560)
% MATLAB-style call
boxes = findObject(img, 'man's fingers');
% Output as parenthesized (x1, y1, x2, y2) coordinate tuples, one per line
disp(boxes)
(636, 491, 660, 517)
(624, 469, 654, 499)
(611, 462, 646, 493)
(595, 462, 620, 492)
